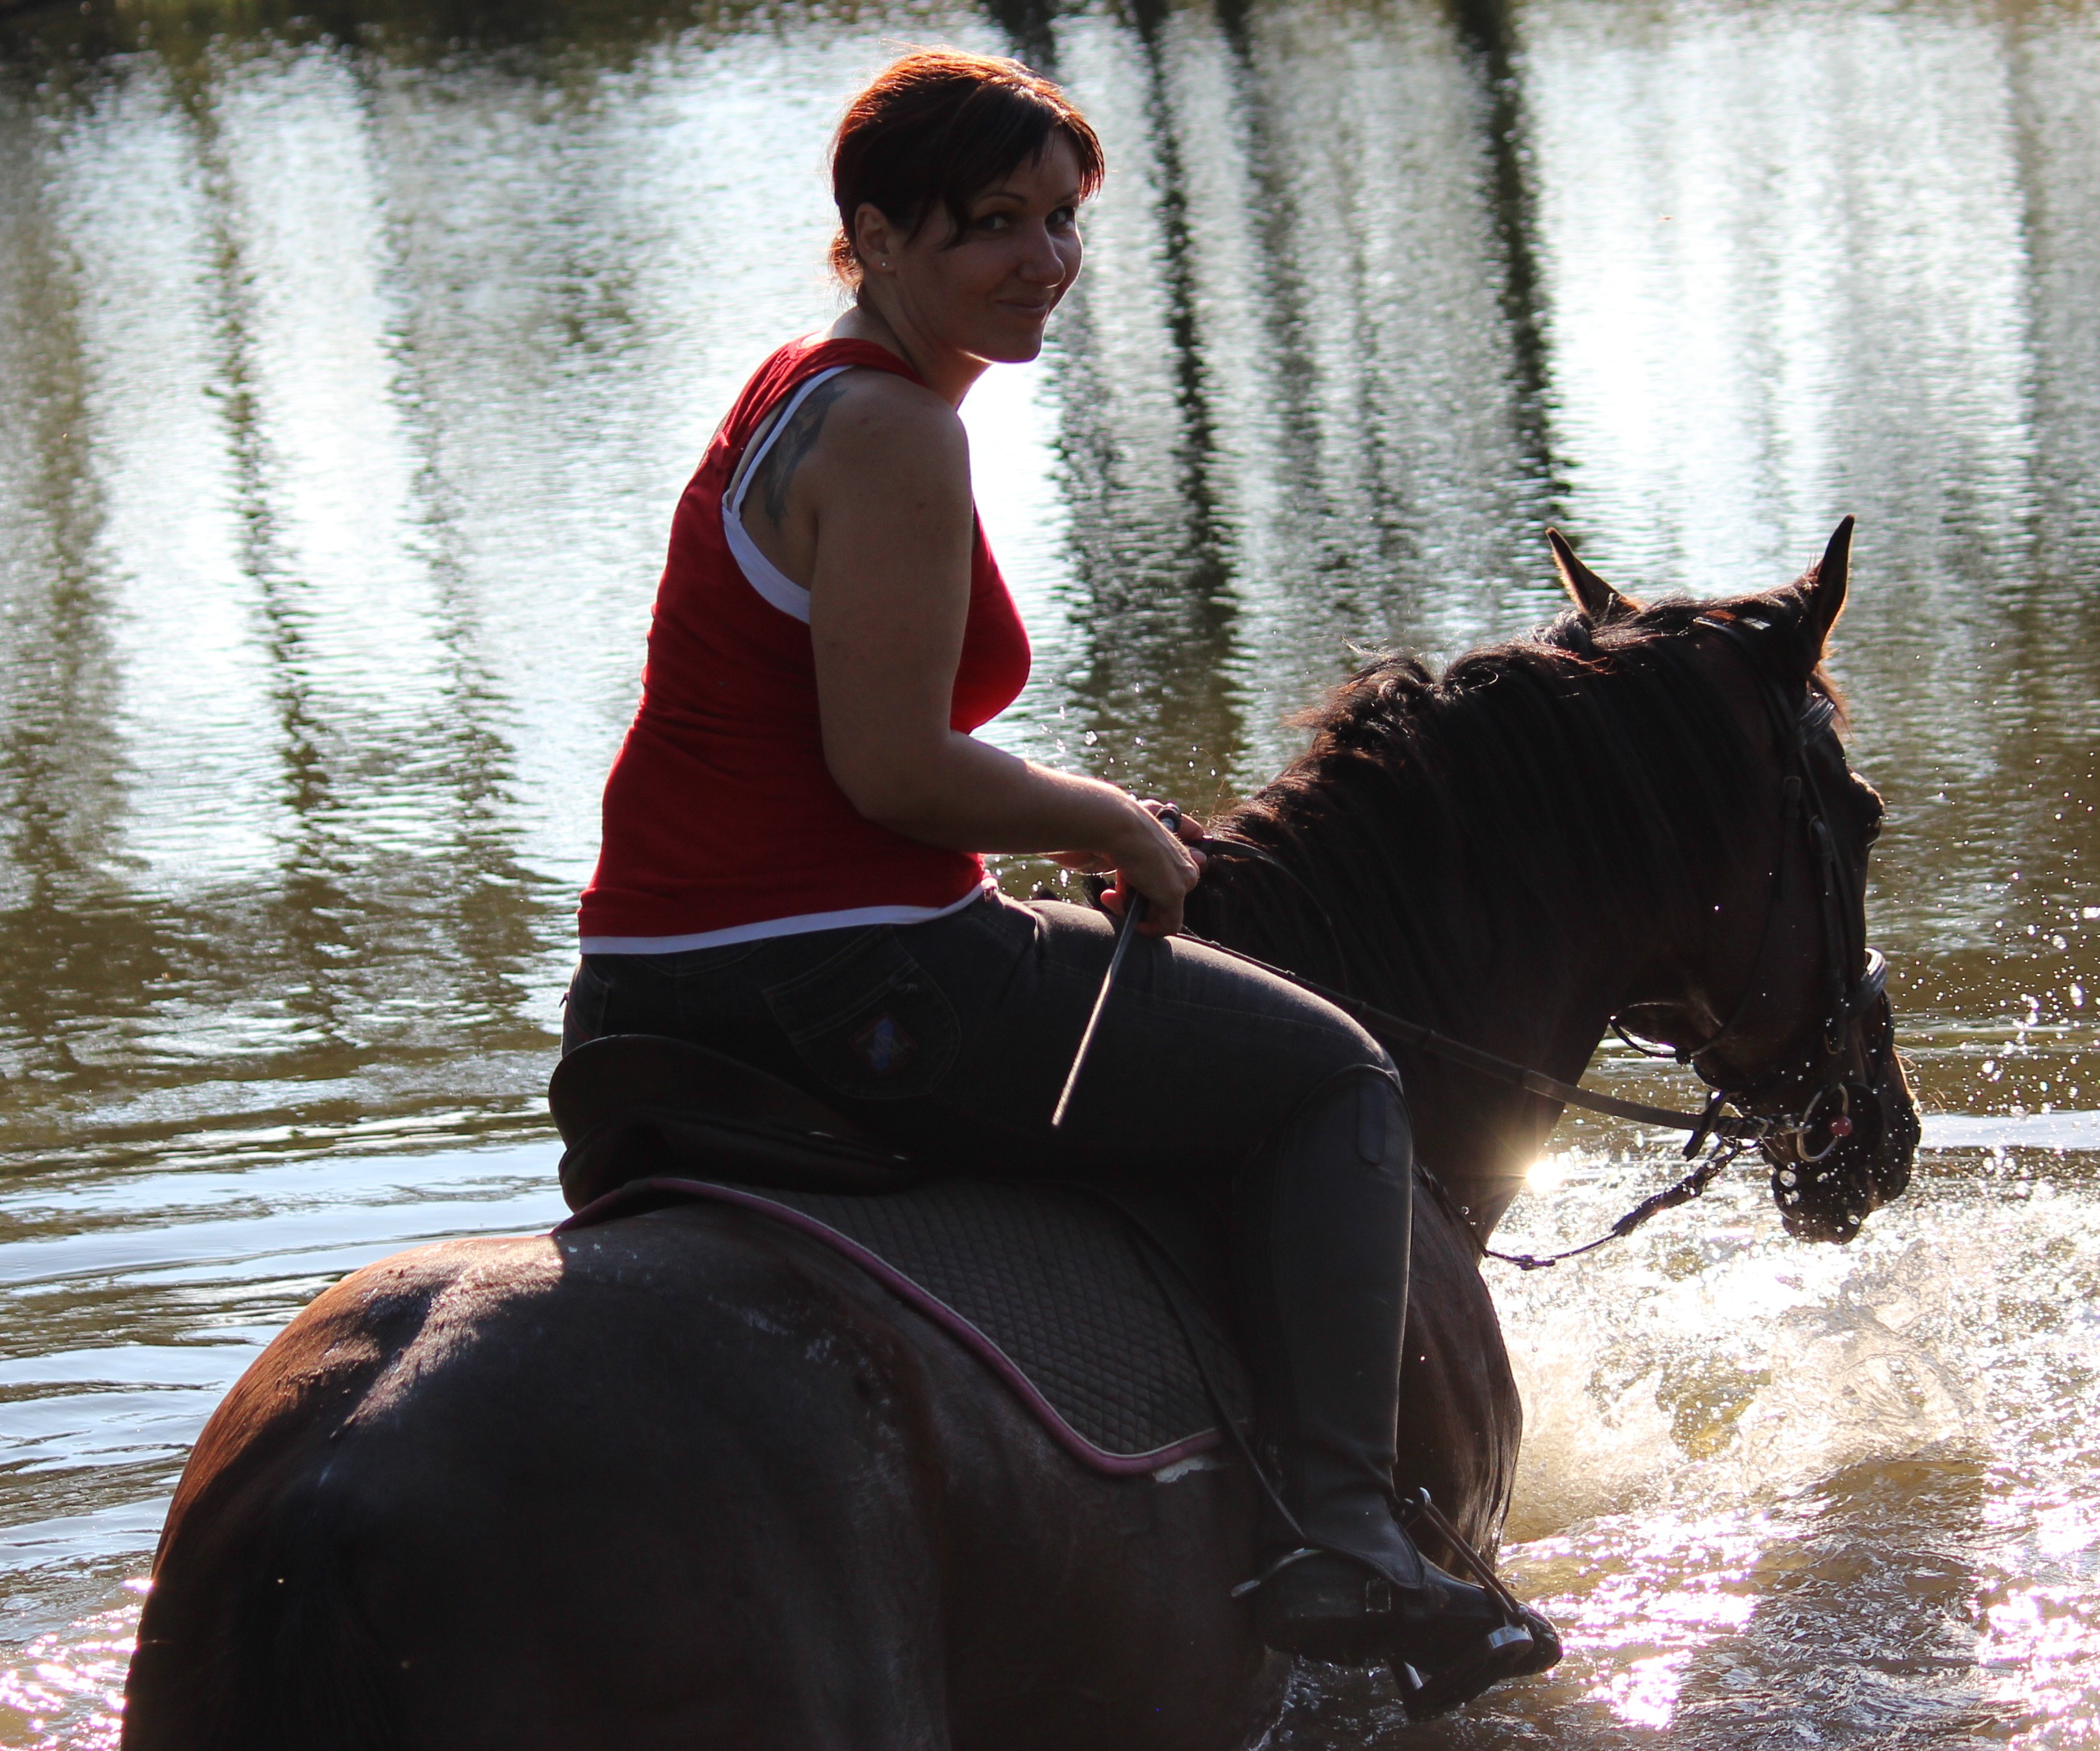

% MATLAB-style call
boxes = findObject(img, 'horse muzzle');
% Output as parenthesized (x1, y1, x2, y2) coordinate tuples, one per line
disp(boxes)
(1761, 970, 1918, 1243)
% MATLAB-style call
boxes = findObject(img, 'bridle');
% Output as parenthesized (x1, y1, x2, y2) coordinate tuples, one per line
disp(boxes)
(1613, 621, 1890, 1135)
(1593, 614, 1904, 1246)
(1186, 616, 1905, 1262)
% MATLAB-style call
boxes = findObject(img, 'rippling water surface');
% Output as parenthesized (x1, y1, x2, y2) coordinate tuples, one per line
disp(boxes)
(1, 0, 2095, 1739)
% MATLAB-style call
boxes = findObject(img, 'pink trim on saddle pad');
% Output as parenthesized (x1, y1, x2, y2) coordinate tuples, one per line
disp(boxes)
(554, 1176, 1228, 1478)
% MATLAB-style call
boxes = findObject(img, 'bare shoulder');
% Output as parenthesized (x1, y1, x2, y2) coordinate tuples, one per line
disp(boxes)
(746, 364, 963, 528)
(823, 367, 968, 470)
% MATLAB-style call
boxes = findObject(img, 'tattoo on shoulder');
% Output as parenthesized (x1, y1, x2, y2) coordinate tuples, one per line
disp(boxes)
(750, 373, 854, 527)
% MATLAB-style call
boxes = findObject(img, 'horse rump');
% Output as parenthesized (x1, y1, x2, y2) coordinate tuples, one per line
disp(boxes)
(126, 1473, 405, 1751)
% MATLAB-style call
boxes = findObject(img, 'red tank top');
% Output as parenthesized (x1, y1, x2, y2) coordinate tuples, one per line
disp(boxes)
(578, 337, 1031, 949)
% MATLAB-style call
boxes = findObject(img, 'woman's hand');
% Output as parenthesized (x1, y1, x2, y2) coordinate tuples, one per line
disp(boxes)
(1047, 804, 1198, 871)
(1089, 801, 1205, 936)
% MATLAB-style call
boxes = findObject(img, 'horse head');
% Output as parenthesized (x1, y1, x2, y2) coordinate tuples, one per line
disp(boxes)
(1557, 518, 1920, 1243)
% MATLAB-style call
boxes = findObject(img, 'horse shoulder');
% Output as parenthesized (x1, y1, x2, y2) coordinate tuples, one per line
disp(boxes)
(1398, 1196, 1524, 1558)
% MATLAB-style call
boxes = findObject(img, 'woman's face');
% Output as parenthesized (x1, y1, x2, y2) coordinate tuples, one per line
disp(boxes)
(861, 135, 1086, 366)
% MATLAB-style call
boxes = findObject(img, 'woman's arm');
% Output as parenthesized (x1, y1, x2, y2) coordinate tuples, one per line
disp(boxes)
(766, 370, 1201, 932)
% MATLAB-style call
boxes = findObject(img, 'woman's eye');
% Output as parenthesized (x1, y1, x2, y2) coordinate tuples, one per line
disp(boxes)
(1048, 206, 1078, 232)
(975, 212, 1013, 234)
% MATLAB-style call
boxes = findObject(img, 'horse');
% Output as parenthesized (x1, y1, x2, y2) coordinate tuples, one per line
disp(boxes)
(122, 521, 1917, 1751)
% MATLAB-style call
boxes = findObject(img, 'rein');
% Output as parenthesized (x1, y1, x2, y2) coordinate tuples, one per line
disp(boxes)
(1177, 923, 1758, 1142)
(1187, 631, 1889, 1269)
(1177, 923, 1788, 1269)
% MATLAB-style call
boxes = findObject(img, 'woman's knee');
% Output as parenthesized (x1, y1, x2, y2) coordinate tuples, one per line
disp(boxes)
(1167, 940, 1393, 1080)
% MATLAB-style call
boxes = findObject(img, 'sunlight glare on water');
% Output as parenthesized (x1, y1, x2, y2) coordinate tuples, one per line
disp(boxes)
(3, 0, 2098, 1739)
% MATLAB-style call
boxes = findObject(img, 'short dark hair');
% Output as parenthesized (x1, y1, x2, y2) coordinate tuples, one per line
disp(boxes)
(829, 49, 1105, 285)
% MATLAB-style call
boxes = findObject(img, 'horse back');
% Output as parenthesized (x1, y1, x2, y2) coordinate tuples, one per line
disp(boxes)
(124, 1204, 1280, 1751)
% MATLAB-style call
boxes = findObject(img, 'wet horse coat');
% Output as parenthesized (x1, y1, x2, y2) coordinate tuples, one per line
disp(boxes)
(122, 530, 1916, 1750)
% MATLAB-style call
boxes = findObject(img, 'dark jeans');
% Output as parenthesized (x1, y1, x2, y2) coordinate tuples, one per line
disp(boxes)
(563, 890, 1397, 1188)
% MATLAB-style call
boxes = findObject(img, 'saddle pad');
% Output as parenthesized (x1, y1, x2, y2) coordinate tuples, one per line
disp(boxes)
(559, 1175, 1251, 1476)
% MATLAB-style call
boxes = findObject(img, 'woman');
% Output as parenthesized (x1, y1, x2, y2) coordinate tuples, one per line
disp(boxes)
(567, 47, 1554, 1704)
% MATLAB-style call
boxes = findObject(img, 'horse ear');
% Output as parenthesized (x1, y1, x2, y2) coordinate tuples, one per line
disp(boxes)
(1547, 528, 1632, 621)
(1799, 516, 1854, 660)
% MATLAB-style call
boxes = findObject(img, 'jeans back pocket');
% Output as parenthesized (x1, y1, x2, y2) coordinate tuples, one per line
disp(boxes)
(760, 928, 960, 1102)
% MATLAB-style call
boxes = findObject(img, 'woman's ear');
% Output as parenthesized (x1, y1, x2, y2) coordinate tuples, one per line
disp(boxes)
(852, 202, 898, 277)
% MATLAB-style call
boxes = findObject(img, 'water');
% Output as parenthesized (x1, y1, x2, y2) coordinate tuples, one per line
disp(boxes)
(1, 0, 2096, 1739)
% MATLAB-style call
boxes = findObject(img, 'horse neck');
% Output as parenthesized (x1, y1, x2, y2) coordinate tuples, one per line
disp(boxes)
(1192, 770, 1673, 1240)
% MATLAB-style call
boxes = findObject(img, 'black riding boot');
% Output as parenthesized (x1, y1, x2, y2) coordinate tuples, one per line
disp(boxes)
(1233, 1067, 1559, 1711)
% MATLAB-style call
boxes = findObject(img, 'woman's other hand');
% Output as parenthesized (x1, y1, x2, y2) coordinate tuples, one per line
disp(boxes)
(1096, 800, 1205, 936)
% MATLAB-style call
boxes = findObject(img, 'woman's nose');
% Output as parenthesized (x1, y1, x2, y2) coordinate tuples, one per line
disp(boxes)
(1018, 225, 1068, 285)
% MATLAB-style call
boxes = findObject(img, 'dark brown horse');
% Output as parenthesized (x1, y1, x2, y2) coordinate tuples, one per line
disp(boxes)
(122, 525, 1917, 1751)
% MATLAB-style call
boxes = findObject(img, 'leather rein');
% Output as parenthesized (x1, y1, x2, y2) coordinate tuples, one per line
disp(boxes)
(1187, 623, 1889, 1270)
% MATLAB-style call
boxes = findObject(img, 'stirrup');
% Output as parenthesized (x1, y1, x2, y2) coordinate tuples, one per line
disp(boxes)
(1385, 1489, 1561, 1720)
(1230, 1491, 1561, 1709)
(1388, 1614, 1549, 1722)
(1390, 1601, 1561, 1721)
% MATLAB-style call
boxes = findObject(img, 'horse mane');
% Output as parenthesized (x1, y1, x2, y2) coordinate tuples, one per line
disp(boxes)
(1194, 586, 1844, 1027)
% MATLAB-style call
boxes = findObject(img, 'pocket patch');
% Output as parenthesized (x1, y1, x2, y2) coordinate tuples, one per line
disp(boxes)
(762, 929, 958, 1102)
(850, 1012, 917, 1076)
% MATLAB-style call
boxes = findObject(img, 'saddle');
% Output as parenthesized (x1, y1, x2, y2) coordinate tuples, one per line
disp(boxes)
(547, 1036, 1250, 1474)
(550, 1032, 926, 1206)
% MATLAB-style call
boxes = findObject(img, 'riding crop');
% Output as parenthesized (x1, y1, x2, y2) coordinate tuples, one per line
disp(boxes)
(1050, 805, 1179, 1128)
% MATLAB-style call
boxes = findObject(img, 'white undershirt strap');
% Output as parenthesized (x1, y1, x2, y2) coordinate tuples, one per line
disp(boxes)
(720, 365, 850, 625)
